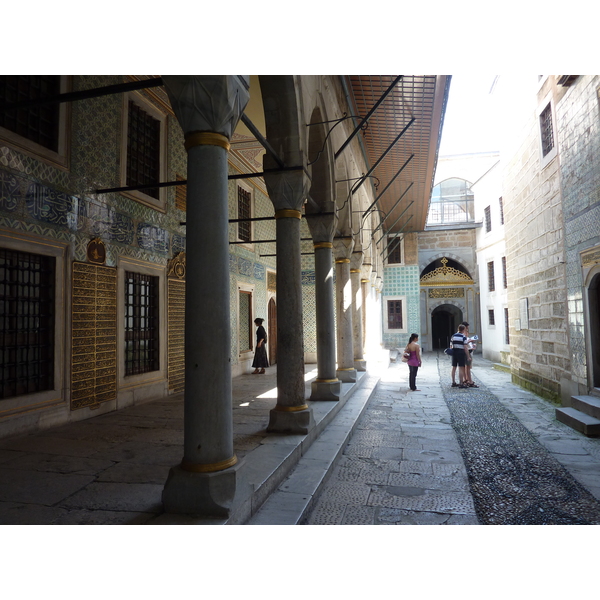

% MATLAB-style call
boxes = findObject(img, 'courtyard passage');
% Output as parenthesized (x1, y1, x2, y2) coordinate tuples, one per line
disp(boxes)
(299, 355, 600, 525)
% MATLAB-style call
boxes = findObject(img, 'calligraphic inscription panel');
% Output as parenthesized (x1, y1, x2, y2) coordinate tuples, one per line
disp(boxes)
(168, 278, 185, 393)
(71, 262, 117, 410)
(428, 287, 465, 299)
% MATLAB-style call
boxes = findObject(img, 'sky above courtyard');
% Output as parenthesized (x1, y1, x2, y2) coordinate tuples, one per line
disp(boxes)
(438, 75, 500, 156)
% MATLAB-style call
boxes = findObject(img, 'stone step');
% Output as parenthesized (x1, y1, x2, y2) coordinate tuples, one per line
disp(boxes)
(572, 395, 600, 420)
(556, 407, 600, 437)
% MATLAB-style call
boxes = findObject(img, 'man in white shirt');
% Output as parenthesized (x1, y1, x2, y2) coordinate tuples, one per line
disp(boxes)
(450, 324, 468, 388)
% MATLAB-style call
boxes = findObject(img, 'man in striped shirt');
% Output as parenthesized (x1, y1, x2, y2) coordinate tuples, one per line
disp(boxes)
(450, 323, 468, 388)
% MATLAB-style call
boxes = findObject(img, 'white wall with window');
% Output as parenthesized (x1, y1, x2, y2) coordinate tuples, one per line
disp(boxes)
(473, 160, 509, 364)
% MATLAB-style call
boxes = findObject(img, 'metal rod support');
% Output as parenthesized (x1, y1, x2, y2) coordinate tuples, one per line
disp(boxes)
(351, 117, 415, 197)
(362, 154, 414, 222)
(0, 78, 164, 112)
(375, 192, 414, 243)
(334, 75, 403, 160)
(380, 215, 414, 261)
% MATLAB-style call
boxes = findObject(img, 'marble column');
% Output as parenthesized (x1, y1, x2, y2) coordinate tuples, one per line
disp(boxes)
(361, 261, 372, 359)
(264, 163, 315, 434)
(351, 250, 366, 371)
(306, 214, 340, 400)
(161, 76, 249, 517)
(334, 236, 357, 382)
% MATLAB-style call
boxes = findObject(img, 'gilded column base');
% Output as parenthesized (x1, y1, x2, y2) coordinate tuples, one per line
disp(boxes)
(336, 367, 357, 383)
(310, 379, 341, 401)
(354, 359, 367, 372)
(162, 463, 237, 518)
(267, 405, 315, 435)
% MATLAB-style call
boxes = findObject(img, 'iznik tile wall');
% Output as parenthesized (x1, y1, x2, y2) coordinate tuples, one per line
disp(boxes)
(381, 264, 421, 348)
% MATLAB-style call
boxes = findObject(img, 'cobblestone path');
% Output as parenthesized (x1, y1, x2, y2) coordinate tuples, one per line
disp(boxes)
(441, 357, 600, 524)
(303, 352, 600, 525)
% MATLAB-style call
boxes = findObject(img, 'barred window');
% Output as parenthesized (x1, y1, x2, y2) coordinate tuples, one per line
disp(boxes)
(488, 309, 495, 326)
(499, 197, 504, 225)
(484, 206, 492, 232)
(540, 103, 554, 158)
(388, 238, 402, 264)
(0, 248, 55, 399)
(387, 300, 403, 330)
(504, 307, 510, 344)
(239, 290, 252, 352)
(488, 261, 495, 292)
(237, 186, 252, 243)
(124, 271, 159, 376)
(126, 100, 161, 200)
(0, 75, 61, 152)
(502, 256, 507, 289)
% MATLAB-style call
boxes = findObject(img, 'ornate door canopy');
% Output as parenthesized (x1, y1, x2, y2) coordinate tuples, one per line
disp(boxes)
(420, 257, 474, 287)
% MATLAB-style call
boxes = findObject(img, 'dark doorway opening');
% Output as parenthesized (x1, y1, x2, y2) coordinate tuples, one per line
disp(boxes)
(431, 304, 463, 350)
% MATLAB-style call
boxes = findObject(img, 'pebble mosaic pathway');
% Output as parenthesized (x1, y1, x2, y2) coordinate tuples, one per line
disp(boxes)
(303, 353, 600, 525)
(442, 359, 600, 525)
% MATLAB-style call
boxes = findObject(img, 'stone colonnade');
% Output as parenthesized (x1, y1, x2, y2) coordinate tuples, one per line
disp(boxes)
(159, 76, 375, 516)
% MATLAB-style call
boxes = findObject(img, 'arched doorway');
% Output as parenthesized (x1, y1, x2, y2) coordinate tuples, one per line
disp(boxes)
(268, 297, 277, 365)
(588, 273, 600, 388)
(431, 304, 463, 349)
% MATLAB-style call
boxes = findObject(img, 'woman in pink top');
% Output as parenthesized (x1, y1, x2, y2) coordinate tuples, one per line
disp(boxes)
(405, 333, 422, 391)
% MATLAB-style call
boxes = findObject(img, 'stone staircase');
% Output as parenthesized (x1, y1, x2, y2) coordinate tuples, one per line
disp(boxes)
(556, 395, 600, 437)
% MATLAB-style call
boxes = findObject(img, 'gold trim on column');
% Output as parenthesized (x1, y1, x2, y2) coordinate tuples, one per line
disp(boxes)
(274, 209, 302, 220)
(274, 403, 309, 412)
(335, 258, 350, 264)
(350, 269, 361, 273)
(184, 131, 231, 152)
(313, 242, 333, 249)
(180, 455, 238, 473)
(337, 367, 356, 371)
(361, 279, 369, 283)
(315, 378, 340, 383)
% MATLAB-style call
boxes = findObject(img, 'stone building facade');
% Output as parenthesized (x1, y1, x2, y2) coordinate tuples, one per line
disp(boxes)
(499, 76, 571, 403)
(553, 75, 600, 400)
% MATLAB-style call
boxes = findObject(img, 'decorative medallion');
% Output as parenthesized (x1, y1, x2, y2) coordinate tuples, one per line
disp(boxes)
(167, 251, 186, 280)
(87, 238, 106, 264)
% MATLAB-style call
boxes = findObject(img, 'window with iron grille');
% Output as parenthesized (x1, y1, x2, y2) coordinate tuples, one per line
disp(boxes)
(388, 238, 402, 264)
(502, 256, 507, 288)
(237, 186, 252, 243)
(488, 261, 495, 292)
(0, 248, 55, 400)
(540, 103, 554, 158)
(387, 300, 403, 330)
(499, 197, 504, 225)
(124, 271, 159, 376)
(488, 309, 495, 326)
(126, 100, 161, 200)
(484, 206, 492, 232)
(0, 75, 61, 152)
(504, 307, 510, 344)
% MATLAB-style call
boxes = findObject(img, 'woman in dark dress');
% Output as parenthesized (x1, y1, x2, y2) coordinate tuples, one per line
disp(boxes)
(251, 318, 269, 374)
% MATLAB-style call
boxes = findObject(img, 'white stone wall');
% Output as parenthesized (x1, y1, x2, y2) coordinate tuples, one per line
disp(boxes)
(472, 161, 508, 363)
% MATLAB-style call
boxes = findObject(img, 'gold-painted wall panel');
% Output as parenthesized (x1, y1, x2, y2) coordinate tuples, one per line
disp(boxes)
(168, 277, 185, 393)
(71, 262, 117, 410)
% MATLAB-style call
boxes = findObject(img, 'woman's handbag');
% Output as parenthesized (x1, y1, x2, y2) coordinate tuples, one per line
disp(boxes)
(401, 348, 410, 363)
